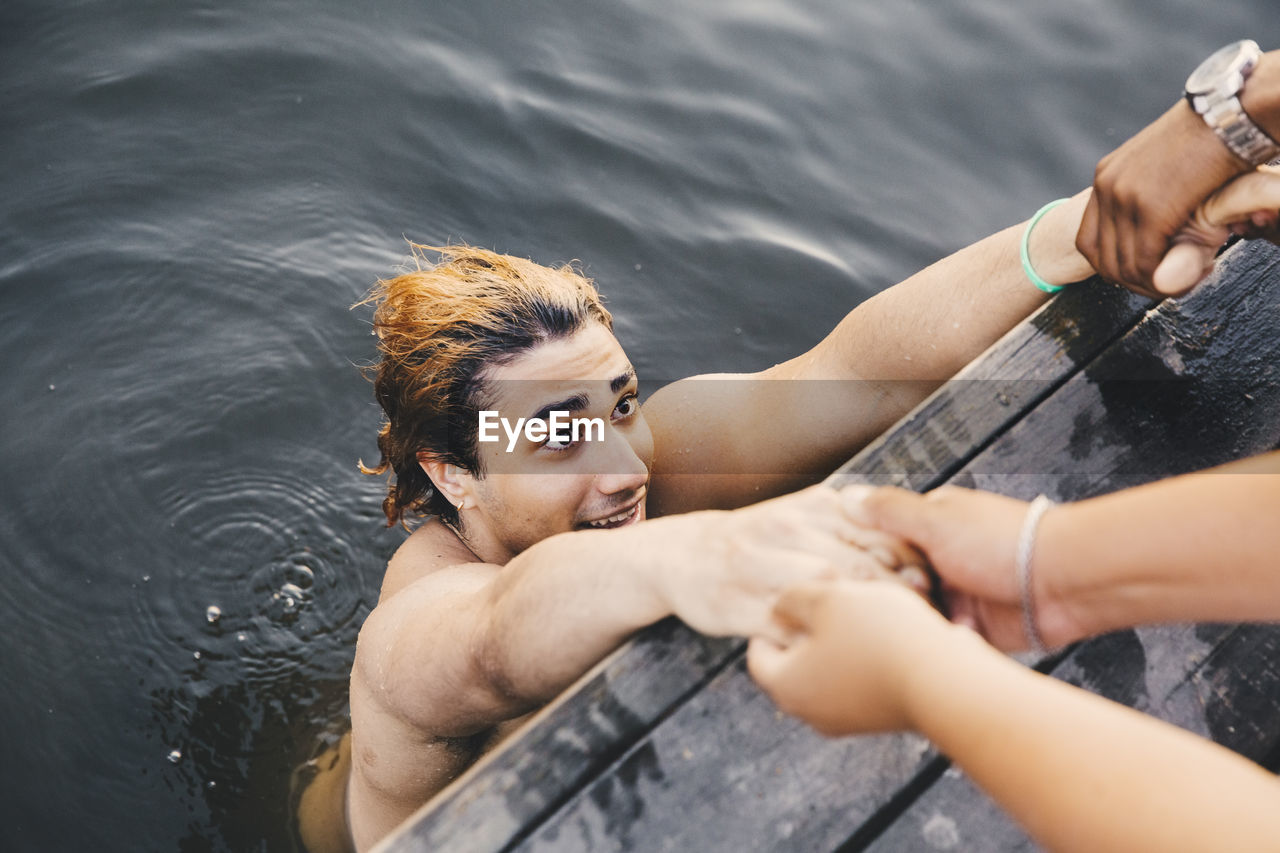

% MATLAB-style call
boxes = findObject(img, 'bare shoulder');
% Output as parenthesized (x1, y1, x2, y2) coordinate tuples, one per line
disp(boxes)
(345, 524, 514, 846)
(378, 517, 485, 600)
(351, 519, 517, 735)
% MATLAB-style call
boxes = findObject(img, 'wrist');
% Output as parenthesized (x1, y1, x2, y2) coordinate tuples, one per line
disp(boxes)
(1032, 498, 1131, 646)
(1026, 189, 1095, 287)
(647, 509, 729, 611)
(902, 622, 1010, 735)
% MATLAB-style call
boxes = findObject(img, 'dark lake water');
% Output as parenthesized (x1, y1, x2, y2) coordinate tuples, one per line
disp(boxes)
(2, 1, 1276, 849)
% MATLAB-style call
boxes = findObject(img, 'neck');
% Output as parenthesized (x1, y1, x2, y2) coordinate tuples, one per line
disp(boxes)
(451, 512, 515, 565)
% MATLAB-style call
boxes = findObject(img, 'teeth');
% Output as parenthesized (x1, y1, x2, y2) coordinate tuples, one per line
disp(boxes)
(587, 506, 635, 528)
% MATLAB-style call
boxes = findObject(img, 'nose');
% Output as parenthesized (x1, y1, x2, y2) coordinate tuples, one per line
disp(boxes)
(593, 426, 650, 497)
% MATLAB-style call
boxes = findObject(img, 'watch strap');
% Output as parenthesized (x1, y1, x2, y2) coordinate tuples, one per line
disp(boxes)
(1202, 95, 1280, 166)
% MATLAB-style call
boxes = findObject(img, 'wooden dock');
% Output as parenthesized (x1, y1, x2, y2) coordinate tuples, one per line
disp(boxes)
(378, 238, 1280, 852)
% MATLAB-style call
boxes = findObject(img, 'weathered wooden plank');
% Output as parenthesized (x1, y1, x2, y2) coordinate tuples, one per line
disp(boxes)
(827, 278, 1149, 491)
(381, 273, 1147, 851)
(948, 238, 1280, 501)
(859, 238, 1280, 851)
(515, 657, 936, 853)
(375, 621, 741, 852)
(384, 239, 1277, 853)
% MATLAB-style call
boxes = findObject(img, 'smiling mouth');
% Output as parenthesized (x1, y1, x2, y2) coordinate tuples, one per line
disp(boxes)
(580, 500, 643, 530)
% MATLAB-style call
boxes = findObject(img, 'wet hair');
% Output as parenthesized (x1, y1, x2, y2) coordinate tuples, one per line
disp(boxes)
(358, 244, 613, 528)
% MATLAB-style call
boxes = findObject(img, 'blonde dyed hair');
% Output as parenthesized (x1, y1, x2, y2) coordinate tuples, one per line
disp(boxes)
(359, 244, 613, 527)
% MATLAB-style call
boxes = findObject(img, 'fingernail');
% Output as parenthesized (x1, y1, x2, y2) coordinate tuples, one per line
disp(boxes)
(899, 566, 930, 593)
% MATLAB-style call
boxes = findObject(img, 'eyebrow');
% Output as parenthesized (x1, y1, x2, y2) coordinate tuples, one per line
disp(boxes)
(531, 393, 590, 423)
(611, 368, 636, 394)
(527, 370, 637, 422)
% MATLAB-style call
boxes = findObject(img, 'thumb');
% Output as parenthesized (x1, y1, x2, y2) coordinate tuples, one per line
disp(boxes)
(1152, 240, 1215, 296)
(770, 583, 828, 633)
(746, 636, 791, 689)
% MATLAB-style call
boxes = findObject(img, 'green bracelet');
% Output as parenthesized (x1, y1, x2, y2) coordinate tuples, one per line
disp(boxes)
(1020, 198, 1070, 293)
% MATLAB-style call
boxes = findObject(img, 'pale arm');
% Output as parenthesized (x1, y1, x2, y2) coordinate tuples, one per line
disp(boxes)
(749, 582, 1280, 853)
(646, 191, 1094, 515)
(849, 450, 1280, 650)
(1039, 450, 1280, 642)
(918, 628, 1280, 853)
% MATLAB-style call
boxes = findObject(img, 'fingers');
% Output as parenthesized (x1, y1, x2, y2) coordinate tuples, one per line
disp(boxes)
(842, 523, 927, 572)
(841, 484, 924, 537)
(1148, 167, 1280, 295)
(1199, 165, 1280, 226)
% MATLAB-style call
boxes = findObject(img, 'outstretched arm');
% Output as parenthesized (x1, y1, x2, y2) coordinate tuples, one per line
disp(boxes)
(749, 582, 1280, 853)
(646, 191, 1095, 515)
(648, 167, 1280, 518)
(355, 486, 919, 737)
(848, 450, 1280, 651)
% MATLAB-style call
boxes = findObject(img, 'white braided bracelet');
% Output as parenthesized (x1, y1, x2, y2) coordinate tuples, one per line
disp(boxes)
(1016, 495, 1055, 655)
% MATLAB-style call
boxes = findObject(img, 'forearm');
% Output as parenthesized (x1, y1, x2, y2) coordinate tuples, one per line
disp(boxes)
(479, 514, 702, 702)
(910, 632, 1280, 852)
(1038, 451, 1280, 644)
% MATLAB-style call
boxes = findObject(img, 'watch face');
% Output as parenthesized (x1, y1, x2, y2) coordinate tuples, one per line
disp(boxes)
(1186, 39, 1260, 95)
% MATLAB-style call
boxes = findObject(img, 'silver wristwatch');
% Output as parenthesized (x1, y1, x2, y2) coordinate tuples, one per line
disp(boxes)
(1184, 39, 1280, 166)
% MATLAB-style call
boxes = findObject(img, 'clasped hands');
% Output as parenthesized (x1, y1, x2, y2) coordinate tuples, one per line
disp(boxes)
(746, 484, 1051, 736)
(1078, 100, 1280, 299)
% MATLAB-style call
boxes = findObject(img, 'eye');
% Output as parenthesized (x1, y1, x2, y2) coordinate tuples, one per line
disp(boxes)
(543, 433, 575, 452)
(612, 392, 639, 420)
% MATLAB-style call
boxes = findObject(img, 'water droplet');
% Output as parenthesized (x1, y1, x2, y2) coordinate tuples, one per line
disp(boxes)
(142, 575, 151, 582)
(193, 651, 202, 660)
(634, 263, 642, 271)
(295, 566, 314, 586)
(207, 780, 217, 790)
(236, 632, 247, 642)
(206, 605, 221, 624)
(996, 392, 1011, 406)
(48, 384, 56, 391)
(280, 582, 305, 600)
(167, 749, 182, 764)
(733, 327, 743, 335)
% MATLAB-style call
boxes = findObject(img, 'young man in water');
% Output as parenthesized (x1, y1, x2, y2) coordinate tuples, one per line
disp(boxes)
(298, 190, 1103, 852)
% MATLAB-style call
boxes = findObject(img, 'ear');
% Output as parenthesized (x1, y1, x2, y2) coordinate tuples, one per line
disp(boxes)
(417, 452, 478, 510)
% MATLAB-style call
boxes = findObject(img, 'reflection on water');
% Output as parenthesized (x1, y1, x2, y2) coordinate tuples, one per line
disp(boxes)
(1, 0, 1275, 849)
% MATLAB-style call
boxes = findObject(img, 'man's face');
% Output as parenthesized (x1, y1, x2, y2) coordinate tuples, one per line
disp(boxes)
(461, 321, 653, 562)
